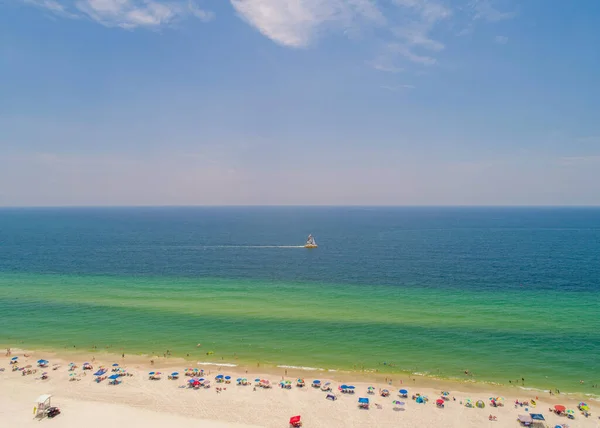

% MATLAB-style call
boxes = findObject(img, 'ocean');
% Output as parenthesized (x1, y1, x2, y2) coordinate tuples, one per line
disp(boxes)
(0, 207, 599, 394)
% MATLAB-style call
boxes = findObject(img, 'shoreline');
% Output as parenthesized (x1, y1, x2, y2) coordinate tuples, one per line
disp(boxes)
(4, 344, 599, 402)
(2, 346, 599, 428)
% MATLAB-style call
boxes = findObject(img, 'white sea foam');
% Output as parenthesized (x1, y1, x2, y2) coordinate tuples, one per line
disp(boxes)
(277, 365, 324, 371)
(196, 362, 238, 367)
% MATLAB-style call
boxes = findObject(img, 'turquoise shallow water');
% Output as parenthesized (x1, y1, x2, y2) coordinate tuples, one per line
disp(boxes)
(0, 207, 599, 394)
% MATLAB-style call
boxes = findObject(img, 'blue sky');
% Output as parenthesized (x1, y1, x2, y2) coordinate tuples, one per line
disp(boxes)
(1, 0, 599, 205)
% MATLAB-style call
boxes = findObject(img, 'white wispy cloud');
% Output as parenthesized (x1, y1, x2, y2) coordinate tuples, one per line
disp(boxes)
(380, 84, 415, 91)
(21, 0, 214, 28)
(230, 0, 453, 68)
(470, 0, 516, 22)
(230, 0, 385, 48)
(23, 0, 80, 18)
(495, 35, 508, 44)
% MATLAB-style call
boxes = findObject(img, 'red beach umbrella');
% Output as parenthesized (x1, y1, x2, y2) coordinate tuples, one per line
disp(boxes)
(289, 415, 301, 424)
(436, 399, 445, 405)
(554, 405, 566, 412)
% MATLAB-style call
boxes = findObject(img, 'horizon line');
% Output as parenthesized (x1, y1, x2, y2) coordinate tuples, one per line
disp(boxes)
(1, 204, 600, 209)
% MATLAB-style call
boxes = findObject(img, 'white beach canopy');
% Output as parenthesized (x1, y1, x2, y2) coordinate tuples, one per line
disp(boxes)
(35, 394, 52, 405)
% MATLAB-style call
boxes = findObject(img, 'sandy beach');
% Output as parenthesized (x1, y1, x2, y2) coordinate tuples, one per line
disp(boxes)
(1, 348, 597, 428)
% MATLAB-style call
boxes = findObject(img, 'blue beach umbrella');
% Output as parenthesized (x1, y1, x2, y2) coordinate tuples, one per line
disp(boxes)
(340, 384, 348, 389)
(11, 357, 18, 360)
(112, 363, 119, 367)
(313, 380, 321, 384)
(199, 378, 205, 381)
(149, 371, 155, 375)
(358, 397, 369, 404)
(108, 374, 120, 380)
(215, 374, 224, 379)
(348, 386, 355, 390)
(171, 372, 179, 376)
(188, 378, 195, 383)
(254, 378, 261, 382)
(37, 359, 48, 364)
(400, 389, 408, 394)
(225, 376, 231, 380)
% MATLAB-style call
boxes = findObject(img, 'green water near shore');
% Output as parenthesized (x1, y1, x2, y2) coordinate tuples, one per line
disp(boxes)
(1, 273, 598, 395)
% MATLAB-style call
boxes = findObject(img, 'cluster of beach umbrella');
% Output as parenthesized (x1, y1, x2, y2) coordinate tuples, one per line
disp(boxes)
(187, 377, 208, 388)
(489, 396, 504, 407)
(148, 371, 162, 380)
(339, 385, 356, 393)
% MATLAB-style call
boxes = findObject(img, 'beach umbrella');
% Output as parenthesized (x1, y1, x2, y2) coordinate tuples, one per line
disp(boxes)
(215, 374, 224, 379)
(254, 378, 261, 382)
(112, 363, 119, 367)
(108, 374, 120, 380)
(566, 409, 575, 415)
(289, 416, 301, 425)
(436, 399, 444, 405)
(171, 372, 179, 376)
(148, 372, 155, 375)
(188, 378, 195, 383)
(554, 405, 566, 412)
(367, 386, 374, 391)
(199, 378, 205, 381)
(11, 357, 18, 360)
(442, 391, 450, 396)
(399, 389, 408, 394)
(358, 397, 369, 404)
(313, 380, 321, 384)
(94, 370, 106, 376)
(225, 376, 231, 380)
(348, 386, 355, 390)
(69, 362, 75, 366)
(579, 402, 589, 411)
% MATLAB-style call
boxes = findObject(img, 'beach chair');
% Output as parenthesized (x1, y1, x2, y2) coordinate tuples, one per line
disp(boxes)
(326, 394, 337, 401)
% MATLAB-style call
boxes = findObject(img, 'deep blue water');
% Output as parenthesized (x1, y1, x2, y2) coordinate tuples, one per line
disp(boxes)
(1, 206, 599, 292)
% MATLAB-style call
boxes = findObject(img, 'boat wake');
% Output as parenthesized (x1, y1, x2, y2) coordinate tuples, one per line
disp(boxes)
(203, 245, 305, 249)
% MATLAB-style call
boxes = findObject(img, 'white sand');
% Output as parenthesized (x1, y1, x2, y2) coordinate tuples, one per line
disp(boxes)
(1, 351, 597, 428)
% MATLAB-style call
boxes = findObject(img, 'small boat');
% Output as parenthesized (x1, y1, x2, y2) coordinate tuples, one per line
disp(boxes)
(304, 234, 317, 249)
